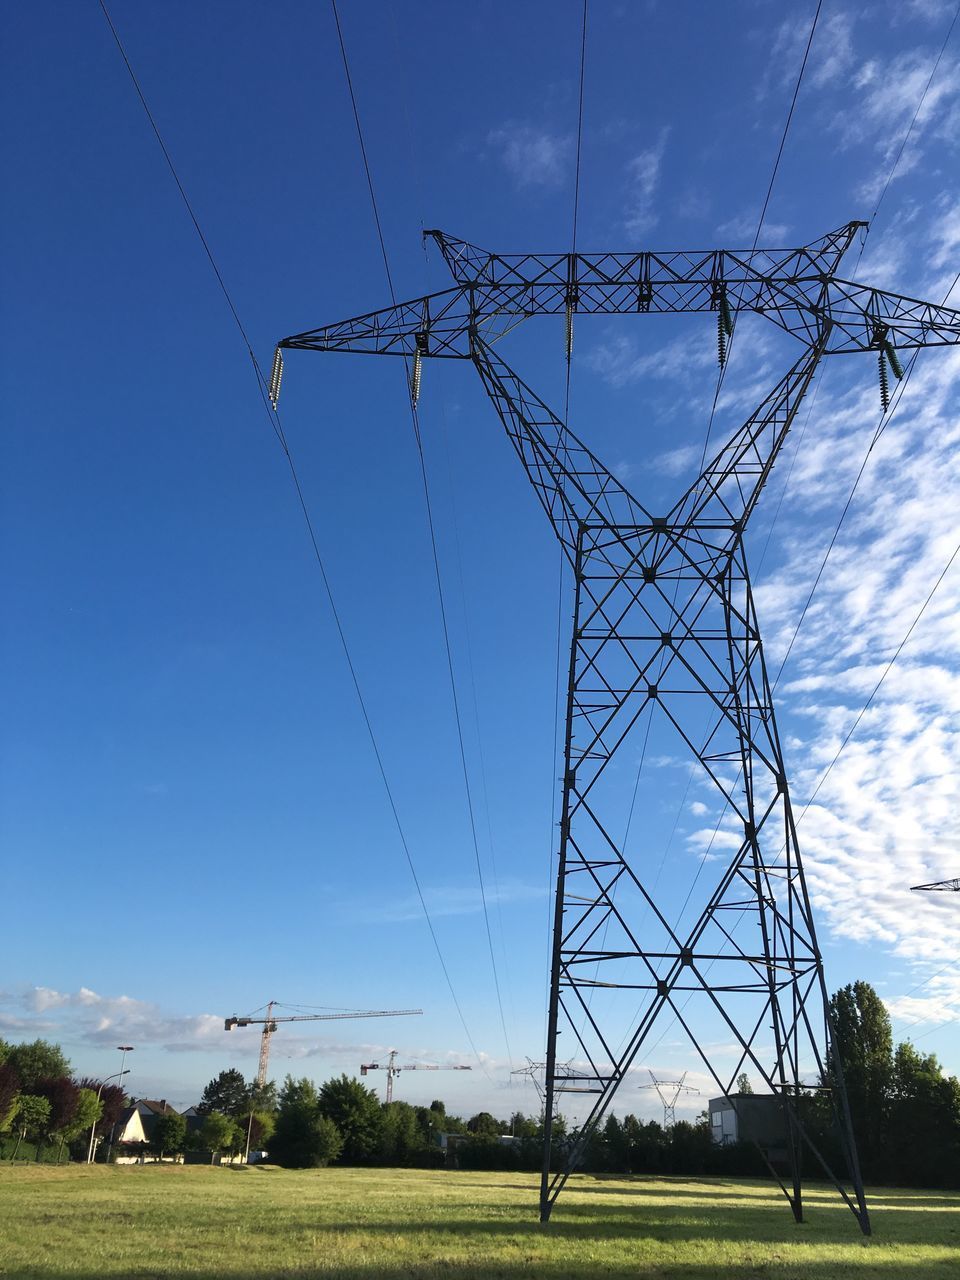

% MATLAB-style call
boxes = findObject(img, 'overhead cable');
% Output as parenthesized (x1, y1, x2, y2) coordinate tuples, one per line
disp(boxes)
(98, 0, 488, 1074)
(329, 0, 513, 1069)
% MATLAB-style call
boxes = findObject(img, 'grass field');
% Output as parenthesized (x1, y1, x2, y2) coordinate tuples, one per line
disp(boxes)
(0, 1164, 957, 1279)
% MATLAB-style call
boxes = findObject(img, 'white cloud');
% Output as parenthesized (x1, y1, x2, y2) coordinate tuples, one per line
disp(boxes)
(0, 985, 226, 1053)
(752, 340, 960, 1030)
(623, 129, 669, 239)
(486, 124, 572, 189)
(841, 44, 960, 199)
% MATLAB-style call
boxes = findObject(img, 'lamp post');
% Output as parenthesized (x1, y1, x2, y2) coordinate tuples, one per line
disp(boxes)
(102, 1045, 135, 1165)
(86, 1068, 130, 1164)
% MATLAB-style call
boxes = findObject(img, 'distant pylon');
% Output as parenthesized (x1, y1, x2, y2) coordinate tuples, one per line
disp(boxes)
(638, 1071, 699, 1130)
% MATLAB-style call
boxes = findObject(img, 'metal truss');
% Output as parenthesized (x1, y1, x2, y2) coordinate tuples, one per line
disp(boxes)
(275, 223, 960, 1237)
(639, 1071, 698, 1130)
(911, 879, 960, 892)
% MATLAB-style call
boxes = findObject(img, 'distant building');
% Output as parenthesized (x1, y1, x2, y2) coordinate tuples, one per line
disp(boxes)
(133, 1099, 179, 1144)
(709, 1094, 787, 1159)
(112, 1107, 149, 1147)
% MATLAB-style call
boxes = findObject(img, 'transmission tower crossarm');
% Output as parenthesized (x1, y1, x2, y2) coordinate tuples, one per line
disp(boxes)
(279, 230, 960, 379)
(280, 287, 477, 360)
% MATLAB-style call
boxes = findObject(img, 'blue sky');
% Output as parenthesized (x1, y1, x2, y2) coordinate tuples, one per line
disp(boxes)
(2, 0, 959, 1122)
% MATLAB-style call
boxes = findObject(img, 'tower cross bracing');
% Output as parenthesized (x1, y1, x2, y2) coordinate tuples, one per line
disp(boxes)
(275, 222, 960, 1236)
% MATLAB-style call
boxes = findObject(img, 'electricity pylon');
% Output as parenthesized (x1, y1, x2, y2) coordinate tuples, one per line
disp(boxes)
(273, 223, 960, 1235)
(638, 1071, 699, 1130)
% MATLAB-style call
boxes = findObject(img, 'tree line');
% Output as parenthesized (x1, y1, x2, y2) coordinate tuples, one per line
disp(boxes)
(827, 980, 960, 1187)
(0, 1038, 125, 1162)
(3, 979, 958, 1185)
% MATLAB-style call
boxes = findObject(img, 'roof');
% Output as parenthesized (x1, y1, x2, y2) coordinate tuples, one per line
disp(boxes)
(134, 1099, 179, 1116)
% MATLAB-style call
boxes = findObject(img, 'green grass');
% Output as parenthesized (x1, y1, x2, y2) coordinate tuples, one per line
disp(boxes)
(0, 1164, 957, 1279)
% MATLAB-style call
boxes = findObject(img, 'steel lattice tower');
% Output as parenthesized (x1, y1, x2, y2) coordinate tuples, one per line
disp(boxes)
(274, 223, 960, 1235)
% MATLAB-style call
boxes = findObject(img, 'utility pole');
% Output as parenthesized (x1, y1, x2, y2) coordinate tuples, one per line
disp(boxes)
(274, 222, 960, 1235)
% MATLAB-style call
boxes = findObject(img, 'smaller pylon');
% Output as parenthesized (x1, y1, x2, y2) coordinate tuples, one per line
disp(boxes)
(638, 1071, 699, 1130)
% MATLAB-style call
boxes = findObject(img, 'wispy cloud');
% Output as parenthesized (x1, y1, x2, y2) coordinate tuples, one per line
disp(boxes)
(753, 341, 960, 1031)
(623, 129, 669, 239)
(352, 878, 547, 925)
(584, 331, 715, 390)
(841, 43, 960, 201)
(715, 212, 791, 244)
(486, 123, 572, 188)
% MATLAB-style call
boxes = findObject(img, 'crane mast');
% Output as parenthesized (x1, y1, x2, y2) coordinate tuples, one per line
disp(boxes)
(225, 1002, 422, 1087)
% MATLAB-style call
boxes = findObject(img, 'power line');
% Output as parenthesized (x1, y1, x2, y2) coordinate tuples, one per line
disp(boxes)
(330, 0, 513, 1069)
(627, 531, 960, 1073)
(771, 266, 960, 694)
(699, 0, 823, 464)
(752, 6, 960, 658)
(870, 1, 960, 227)
(794, 539, 959, 824)
(753, 1, 822, 255)
(546, 0, 589, 1041)
(98, 0, 489, 1075)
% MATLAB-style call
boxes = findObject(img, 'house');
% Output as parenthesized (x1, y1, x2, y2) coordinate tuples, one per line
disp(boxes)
(709, 1094, 787, 1159)
(112, 1107, 149, 1146)
(133, 1099, 180, 1144)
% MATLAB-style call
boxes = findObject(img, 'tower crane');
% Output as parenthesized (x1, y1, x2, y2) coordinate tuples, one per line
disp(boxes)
(225, 1001, 422, 1087)
(360, 1049, 470, 1103)
(911, 879, 960, 892)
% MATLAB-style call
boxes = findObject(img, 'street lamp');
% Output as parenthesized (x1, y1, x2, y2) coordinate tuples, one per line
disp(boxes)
(117, 1045, 134, 1080)
(86, 1069, 130, 1164)
(102, 1046, 135, 1165)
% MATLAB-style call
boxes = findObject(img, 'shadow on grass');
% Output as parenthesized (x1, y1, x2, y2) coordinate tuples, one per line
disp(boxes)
(5, 1262, 958, 1280)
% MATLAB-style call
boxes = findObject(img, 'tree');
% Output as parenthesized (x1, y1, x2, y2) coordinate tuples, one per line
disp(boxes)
(5, 1041, 70, 1091)
(151, 1112, 187, 1161)
(829, 981, 893, 1176)
(197, 1069, 249, 1118)
(279, 1075, 318, 1109)
(63, 1089, 103, 1162)
(0, 1063, 20, 1135)
(11, 1095, 50, 1161)
(247, 1110, 275, 1152)
(508, 1111, 538, 1139)
(466, 1111, 500, 1137)
(317, 1075, 383, 1164)
(247, 1080, 277, 1113)
(887, 1043, 960, 1187)
(199, 1112, 239, 1163)
(34, 1077, 79, 1162)
(270, 1103, 342, 1169)
(76, 1078, 128, 1146)
(379, 1101, 425, 1165)
(736, 1073, 753, 1094)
